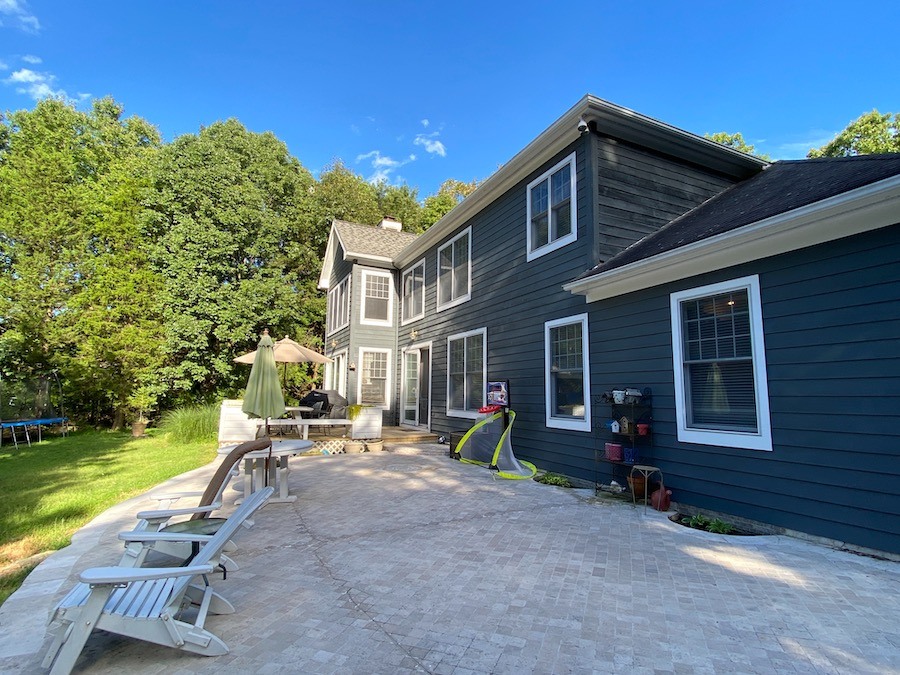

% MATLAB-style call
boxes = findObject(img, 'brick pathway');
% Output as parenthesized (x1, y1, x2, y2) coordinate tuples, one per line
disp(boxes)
(2, 446, 898, 674)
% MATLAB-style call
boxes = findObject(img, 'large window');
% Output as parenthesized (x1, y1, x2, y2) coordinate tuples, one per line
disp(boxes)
(360, 270, 393, 326)
(437, 228, 471, 311)
(326, 276, 350, 335)
(401, 260, 425, 324)
(544, 314, 591, 431)
(325, 349, 347, 398)
(527, 153, 577, 261)
(670, 275, 772, 451)
(447, 328, 485, 418)
(358, 348, 391, 408)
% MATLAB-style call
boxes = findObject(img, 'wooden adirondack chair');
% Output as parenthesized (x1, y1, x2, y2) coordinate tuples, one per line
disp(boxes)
(41, 486, 274, 675)
(120, 438, 272, 569)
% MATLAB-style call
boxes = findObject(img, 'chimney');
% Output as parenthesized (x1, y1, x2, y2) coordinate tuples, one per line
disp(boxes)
(377, 216, 402, 231)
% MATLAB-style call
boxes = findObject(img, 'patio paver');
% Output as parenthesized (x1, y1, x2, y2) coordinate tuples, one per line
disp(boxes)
(1, 444, 898, 674)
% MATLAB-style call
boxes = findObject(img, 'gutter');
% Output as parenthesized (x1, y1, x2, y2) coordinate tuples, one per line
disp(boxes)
(564, 174, 900, 303)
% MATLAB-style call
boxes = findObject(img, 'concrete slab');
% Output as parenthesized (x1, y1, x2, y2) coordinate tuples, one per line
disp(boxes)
(2, 448, 898, 674)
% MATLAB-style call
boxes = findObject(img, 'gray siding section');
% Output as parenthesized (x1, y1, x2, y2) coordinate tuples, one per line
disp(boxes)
(594, 136, 734, 262)
(585, 224, 900, 554)
(403, 135, 734, 478)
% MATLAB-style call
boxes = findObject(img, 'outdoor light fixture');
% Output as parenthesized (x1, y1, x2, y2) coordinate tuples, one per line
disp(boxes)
(348, 361, 356, 371)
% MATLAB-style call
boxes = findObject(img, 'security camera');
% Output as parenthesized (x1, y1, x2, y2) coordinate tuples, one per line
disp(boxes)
(577, 117, 589, 134)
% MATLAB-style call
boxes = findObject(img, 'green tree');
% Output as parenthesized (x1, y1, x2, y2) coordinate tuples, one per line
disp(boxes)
(0, 98, 164, 427)
(377, 183, 423, 233)
(145, 120, 319, 402)
(808, 110, 900, 158)
(705, 132, 770, 161)
(421, 178, 478, 230)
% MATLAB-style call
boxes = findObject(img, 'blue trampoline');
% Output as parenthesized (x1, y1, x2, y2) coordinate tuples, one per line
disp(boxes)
(1, 374, 68, 448)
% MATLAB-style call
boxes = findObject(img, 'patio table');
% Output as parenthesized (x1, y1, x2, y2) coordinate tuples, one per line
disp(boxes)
(218, 439, 312, 503)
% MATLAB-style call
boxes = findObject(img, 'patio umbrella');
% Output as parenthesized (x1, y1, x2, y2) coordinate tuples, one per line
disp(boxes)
(235, 335, 332, 386)
(241, 329, 286, 422)
(234, 336, 332, 366)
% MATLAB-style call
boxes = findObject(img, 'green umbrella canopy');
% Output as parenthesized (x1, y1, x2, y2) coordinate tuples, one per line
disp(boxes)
(241, 329, 286, 420)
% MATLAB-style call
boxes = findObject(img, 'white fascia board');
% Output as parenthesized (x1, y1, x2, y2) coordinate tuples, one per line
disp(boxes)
(565, 175, 900, 303)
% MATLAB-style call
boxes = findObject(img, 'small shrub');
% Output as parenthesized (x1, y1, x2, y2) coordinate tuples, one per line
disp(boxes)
(687, 514, 710, 529)
(158, 403, 220, 443)
(535, 472, 572, 488)
(707, 518, 735, 534)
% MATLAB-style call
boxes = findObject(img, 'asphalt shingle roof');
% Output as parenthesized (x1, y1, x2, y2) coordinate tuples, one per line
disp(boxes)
(576, 153, 900, 280)
(333, 219, 418, 261)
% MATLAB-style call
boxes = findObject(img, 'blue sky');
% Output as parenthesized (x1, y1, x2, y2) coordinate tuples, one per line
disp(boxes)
(1, 1, 897, 198)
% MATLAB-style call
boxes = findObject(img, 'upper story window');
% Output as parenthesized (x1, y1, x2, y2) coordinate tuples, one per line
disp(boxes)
(401, 260, 425, 325)
(360, 269, 393, 327)
(326, 276, 350, 335)
(544, 314, 591, 432)
(670, 275, 772, 451)
(447, 327, 485, 418)
(527, 153, 577, 261)
(437, 228, 471, 311)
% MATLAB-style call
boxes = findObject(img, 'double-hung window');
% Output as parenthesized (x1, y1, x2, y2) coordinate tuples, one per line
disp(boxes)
(360, 270, 393, 326)
(545, 314, 591, 431)
(401, 260, 425, 324)
(326, 276, 350, 335)
(527, 153, 577, 261)
(437, 228, 471, 311)
(670, 275, 772, 451)
(447, 328, 485, 418)
(359, 348, 391, 408)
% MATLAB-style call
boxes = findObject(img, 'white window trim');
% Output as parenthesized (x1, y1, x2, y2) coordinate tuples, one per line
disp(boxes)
(326, 276, 350, 336)
(446, 327, 486, 419)
(436, 227, 472, 312)
(325, 348, 348, 398)
(400, 258, 426, 326)
(359, 269, 394, 327)
(526, 153, 578, 262)
(357, 347, 392, 410)
(544, 314, 591, 432)
(670, 274, 773, 452)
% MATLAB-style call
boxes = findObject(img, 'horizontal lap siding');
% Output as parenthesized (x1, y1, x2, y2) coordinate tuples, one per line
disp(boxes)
(407, 135, 735, 480)
(595, 137, 733, 261)
(588, 224, 900, 553)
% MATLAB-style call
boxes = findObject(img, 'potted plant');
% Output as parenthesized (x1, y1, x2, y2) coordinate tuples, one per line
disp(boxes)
(128, 387, 156, 438)
(348, 404, 382, 440)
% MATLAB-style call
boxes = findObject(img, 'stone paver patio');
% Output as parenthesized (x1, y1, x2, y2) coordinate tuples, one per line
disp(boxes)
(1, 444, 898, 674)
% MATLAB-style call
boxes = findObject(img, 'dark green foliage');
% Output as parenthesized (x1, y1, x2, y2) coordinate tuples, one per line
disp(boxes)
(535, 472, 573, 487)
(0, 97, 478, 425)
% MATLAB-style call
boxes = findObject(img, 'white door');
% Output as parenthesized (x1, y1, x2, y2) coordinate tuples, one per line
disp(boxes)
(401, 346, 430, 428)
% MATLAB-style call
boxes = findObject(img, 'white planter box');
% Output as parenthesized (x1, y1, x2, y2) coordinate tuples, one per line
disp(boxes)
(351, 407, 382, 440)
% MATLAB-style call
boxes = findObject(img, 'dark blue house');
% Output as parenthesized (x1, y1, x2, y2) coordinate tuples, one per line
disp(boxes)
(319, 95, 900, 555)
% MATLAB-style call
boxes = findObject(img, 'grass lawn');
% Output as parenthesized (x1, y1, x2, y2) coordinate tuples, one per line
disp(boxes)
(0, 429, 217, 605)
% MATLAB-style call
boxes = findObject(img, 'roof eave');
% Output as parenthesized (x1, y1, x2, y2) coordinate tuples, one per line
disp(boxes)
(395, 94, 766, 268)
(564, 174, 900, 303)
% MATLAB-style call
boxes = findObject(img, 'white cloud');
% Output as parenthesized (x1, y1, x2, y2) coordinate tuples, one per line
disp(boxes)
(21, 54, 41, 64)
(776, 130, 837, 159)
(355, 150, 416, 185)
(5, 67, 66, 100)
(0, 0, 40, 33)
(421, 118, 429, 128)
(414, 132, 447, 157)
(0, 59, 7, 70)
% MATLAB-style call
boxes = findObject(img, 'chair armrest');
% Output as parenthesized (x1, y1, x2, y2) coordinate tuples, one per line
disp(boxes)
(135, 501, 222, 520)
(80, 564, 215, 585)
(118, 531, 215, 544)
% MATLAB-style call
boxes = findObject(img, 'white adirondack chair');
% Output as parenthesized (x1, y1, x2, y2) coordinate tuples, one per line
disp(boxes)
(120, 438, 272, 569)
(41, 486, 274, 675)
